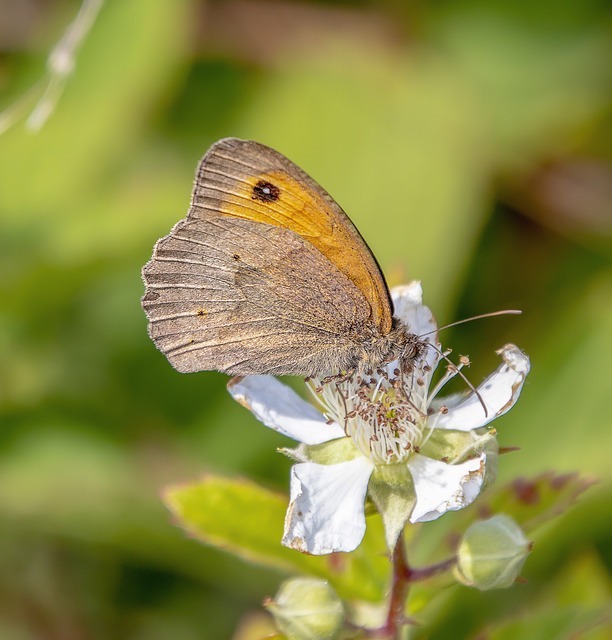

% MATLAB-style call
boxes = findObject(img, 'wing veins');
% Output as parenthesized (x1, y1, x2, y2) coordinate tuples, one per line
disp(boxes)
(164, 329, 320, 356)
(195, 184, 320, 236)
(152, 311, 338, 338)
(204, 163, 318, 216)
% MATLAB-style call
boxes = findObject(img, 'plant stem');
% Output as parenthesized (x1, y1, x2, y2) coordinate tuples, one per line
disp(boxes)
(366, 532, 410, 639)
(387, 532, 411, 638)
(365, 534, 456, 639)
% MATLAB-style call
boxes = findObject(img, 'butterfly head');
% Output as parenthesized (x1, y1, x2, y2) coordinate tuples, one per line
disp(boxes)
(351, 319, 430, 377)
(386, 319, 432, 374)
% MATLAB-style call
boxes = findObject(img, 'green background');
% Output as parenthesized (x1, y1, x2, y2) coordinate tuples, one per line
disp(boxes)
(0, 0, 611, 637)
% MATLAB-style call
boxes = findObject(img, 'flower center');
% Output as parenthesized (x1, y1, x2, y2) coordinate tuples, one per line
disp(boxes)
(310, 370, 427, 466)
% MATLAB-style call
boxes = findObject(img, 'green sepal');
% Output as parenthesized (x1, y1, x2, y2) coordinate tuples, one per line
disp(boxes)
(481, 434, 500, 490)
(282, 437, 360, 466)
(368, 463, 416, 551)
(419, 426, 496, 463)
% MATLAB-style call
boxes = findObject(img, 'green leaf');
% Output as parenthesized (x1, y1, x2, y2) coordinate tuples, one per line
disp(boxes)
(498, 275, 612, 482)
(408, 472, 594, 576)
(0, 0, 190, 214)
(421, 472, 595, 550)
(164, 475, 389, 602)
(476, 550, 612, 639)
(484, 610, 612, 640)
(434, 3, 612, 170)
(482, 472, 595, 533)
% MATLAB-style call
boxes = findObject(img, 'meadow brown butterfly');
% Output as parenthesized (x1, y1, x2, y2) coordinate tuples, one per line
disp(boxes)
(141, 138, 426, 377)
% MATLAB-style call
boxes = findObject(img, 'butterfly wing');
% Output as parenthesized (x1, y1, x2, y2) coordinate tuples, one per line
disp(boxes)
(141, 138, 393, 376)
(191, 138, 393, 333)
(143, 214, 374, 375)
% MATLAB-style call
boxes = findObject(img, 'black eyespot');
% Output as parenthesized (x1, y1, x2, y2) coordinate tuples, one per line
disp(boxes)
(252, 180, 280, 203)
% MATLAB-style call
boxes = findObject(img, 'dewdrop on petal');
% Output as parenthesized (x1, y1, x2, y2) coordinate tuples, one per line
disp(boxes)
(265, 577, 344, 640)
(454, 514, 532, 590)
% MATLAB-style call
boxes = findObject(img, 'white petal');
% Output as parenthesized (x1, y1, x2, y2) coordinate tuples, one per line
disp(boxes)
(391, 282, 440, 375)
(228, 375, 345, 445)
(408, 453, 486, 523)
(282, 457, 374, 555)
(432, 344, 530, 432)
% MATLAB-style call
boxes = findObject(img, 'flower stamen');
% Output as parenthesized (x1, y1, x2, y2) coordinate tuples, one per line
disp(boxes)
(309, 370, 428, 466)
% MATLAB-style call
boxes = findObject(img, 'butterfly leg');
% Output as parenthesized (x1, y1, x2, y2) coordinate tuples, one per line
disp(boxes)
(319, 368, 356, 385)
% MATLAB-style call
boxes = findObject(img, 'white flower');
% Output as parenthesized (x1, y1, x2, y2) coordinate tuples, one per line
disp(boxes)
(229, 282, 530, 555)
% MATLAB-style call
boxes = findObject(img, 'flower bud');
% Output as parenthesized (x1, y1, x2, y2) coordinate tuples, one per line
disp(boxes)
(265, 577, 344, 640)
(454, 514, 531, 590)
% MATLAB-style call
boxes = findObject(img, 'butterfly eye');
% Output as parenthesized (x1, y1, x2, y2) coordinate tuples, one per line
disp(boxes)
(252, 180, 280, 203)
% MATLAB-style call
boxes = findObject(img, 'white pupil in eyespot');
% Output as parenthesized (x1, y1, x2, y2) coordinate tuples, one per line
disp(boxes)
(263, 187, 270, 194)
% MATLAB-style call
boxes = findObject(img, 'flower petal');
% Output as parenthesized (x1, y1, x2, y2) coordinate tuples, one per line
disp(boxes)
(228, 375, 345, 445)
(282, 457, 374, 555)
(431, 344, 530, 432)
(391, 282, 435, 335)
(391, 282, 440, 375)
(408, 453, 486, 523)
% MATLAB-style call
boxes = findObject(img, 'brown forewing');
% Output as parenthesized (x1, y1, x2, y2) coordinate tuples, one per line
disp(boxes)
(141, 213, 375, 376)
(190, 138, 393, 334)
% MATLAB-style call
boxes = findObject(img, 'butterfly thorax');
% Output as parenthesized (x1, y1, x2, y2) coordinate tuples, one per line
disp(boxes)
(354, 319, 429, 375)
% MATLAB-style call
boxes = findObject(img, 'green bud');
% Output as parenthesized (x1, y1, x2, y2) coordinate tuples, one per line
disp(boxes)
(454, 514, 531, 590)
(265, 577, 344, 640)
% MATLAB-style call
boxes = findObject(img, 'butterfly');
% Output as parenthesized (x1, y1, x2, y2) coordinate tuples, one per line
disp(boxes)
(141, 138, 426, 378)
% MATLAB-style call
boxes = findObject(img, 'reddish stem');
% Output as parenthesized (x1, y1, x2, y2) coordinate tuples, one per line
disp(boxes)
(364, 533, 456, 639)
(386, 533, 412, 637)
(408, 557, 456, 582)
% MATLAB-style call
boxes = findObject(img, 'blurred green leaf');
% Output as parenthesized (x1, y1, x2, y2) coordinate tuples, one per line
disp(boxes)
(409, 471, 594, 570)
(482, 608, 612, 640)
(475, 550, 612, 640)
(486, 473, 595, 532)
(498, 273, 612, 481)
(165, 475, 389, 602)
(433, 2, 612, 170)
(0, 0, 191, 214)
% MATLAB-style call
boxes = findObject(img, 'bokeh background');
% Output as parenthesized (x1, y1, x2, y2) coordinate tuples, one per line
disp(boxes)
(1, 0, 611, 638)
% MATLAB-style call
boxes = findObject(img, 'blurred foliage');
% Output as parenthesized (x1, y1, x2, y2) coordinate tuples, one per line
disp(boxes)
(0, 0, 610, 637)
(165, 475, 390, 602)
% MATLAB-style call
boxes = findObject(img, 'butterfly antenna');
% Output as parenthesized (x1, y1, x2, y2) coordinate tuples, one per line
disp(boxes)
(426, 342, 489, 418)
(419, 309, 522, 338)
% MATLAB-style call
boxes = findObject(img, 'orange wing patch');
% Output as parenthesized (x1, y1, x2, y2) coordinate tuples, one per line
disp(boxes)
(190, 140, 394, 334)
